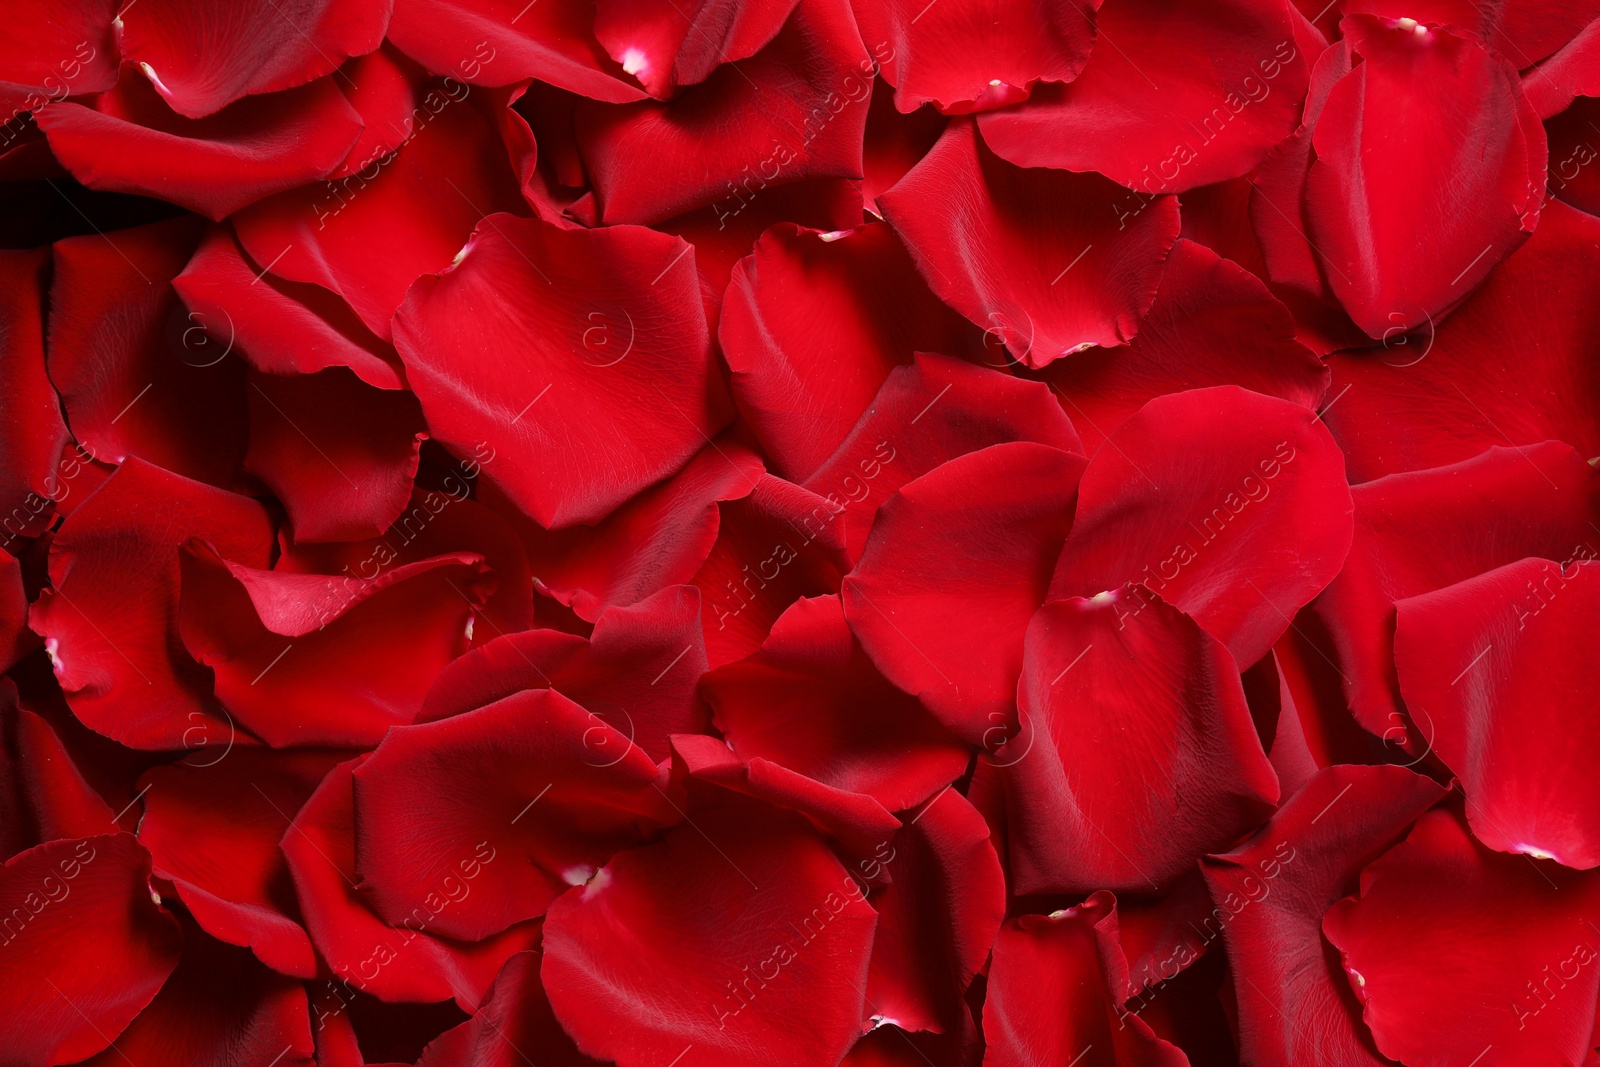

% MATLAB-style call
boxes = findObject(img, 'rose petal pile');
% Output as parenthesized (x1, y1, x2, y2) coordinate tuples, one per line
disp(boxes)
(1, 2, 1598, 1065)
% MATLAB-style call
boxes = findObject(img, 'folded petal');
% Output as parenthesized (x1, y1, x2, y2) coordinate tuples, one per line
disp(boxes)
(719, 221, 978, 480)
(116, 0, 391, 118)
(542, 795, 878, 1067)
(1324, 807, 1600, 1067)
(705, 595, 969, 813)
(1324, 197, 1600, 482)
(984, 894, 1188, 1067)
(594, 0, 801, 97)
(1200, 766, 1447, 1067)
(284, 759, 539, 1007)
(0, 834, 182, 1067)
(1039, 239, 1329, 455)
(416, 949, 606, 1067)
(245, 367, 425, 543)
(1004, 589, 1279, 895)
(352, 687, 676, 940)
(37, 70, 364, 219)
(1051, 386, 1354, 669)
(844, 441, 1085, 742)
(1396, 558, 1600, 868)
(976, 0, 1310, 191)
(0, 247, 68, 543)
(30, 459, 274, 749)
(576, 0, 873, 224)
(179, 543, 492, 748)
(0, 3, 118, 118)
(396, 212, 730, 529)
(48, 215, 247, 488)
(1313, 441, 1600, 740)
(1305, 16, 1545, 338)
(881, 120, 1180, 369)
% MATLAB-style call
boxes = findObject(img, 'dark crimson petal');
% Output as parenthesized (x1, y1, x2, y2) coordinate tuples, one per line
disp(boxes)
(418, 585, 710, 762)
(0, 2, 118, 118)
(232, 84, 526, 341)
(1305, 16, 1545, 338)
(984, 893, 1188, 1067)
(395, 211, 730, 529)
(719, 221, 978, 480)
(1051, 387, 1354, 669)
(284, 759, 539, 1007)
(1201, 766, 1447, 1067)
(691, 471, 852, 668)
(30, 459, 274, 749)
(844, 441, 1084, 743)
(575, 0, 873, 224)
(1039, 239, 1329, 456)
(593, 0, 800, 97)
(1176, 176, 1272, 281)
(1544, 96, 1600, 218)
(523, 436, 764, 621)
(672, 732, 904, 855)
(276, 486, 534, 644)
(1003, 589, 1279, 895)
(1396, 559, 1600, 868)
(79, 918, 315, 1067)
(804, 351, 1084, 564)
(1313, 441, 1600, 740)
(178, 543, 491, 748)
(352, 688, 675, 940)
(703, 595, 969, 812)
(0, 560, 33, 675)
(1324, 198, 1600, 482)
(880, 119, 1180, 369)
(1324, 807, 1600, 1067)
(116, 0, 390, 118)
(416, 949, 605, 1067)
(976, 0, 1310, 192)
(542, 797, 878, 1067)
(0, 248, 68, 544)
(172, 224, 405, 391)
(37, 71, 364, 220)
(246, 367, 425, 543)
(138, 748, 347, 978)
(48, 215, 247, 488)
(0, 834, 182, 1067)
(0, 684, 117, 855)
(865, 787, 1004, 1035)
(385, 0, 646, 102)
(860, 79, 947, 212)
(855, 0, 1097, 114)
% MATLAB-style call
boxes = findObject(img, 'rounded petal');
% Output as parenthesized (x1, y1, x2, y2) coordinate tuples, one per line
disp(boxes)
(594, 0, 800, 97)
(844, 441, 1085, 742)
(1051, 386, 1354, 669)
(880, 119, 1181, 369)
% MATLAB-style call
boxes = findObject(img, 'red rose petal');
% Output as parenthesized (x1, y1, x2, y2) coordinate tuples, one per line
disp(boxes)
(704, 594, 969, 813)
(0, 834, 182, 1067)
(0, 3, 118, 119)
(854, 0, 1098, 114)
(37, 70, 364, 220)
(1396, 558, 1600, 868)
(116, 0, 390, 118)
(880, 119, 1180, 369)
(353, 687, 675, 940)
(178, 543, 492, 748)
(1051, 386, 1354, 669)
(1200, 766, 1447, 1067)
(575, 0, 873, 224)
(844, 441, 1085, 742)
(1313, 440, 1600, 741)
(719, 221, 977, 480)
(0, 247, 68, 545)
(1305, 15, 1544, 338)
(1324, 807, 1600, 1067)
(976, 0, 1310, 192)
(245, 367, 426, 543)
(416, 949, 605, 1067)
(395, 211, 731, 529)
(30, 459, 274, 749)
(1040, 239, 1329, 456)
(284, 759, 539, 1007)
(1003, 588, 1279, 895)
(542, 796, 878, 1067)
(593, 0, 801, 98)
